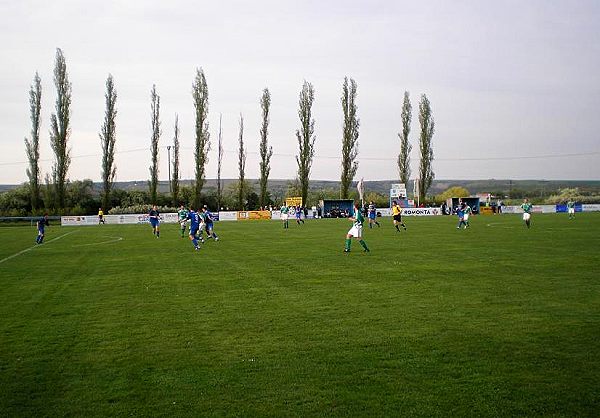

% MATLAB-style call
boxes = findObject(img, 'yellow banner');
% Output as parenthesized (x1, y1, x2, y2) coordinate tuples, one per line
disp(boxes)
(237, 210, 272, 220)
(285, 197, 303, 207)
(479, 206, 494, 215)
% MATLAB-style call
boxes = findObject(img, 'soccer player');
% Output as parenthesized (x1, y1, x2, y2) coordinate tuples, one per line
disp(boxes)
(149, 205, 160, 237)
(280, 203, 289, 229)
(202, 206, 219, 241)
(344, 202, 370, 253)
(463, 203, 472, 228)
(521, 198, 533, 228)
(295, 205, 305, 225)
(36, 213, 49, 244)
(391, 201, 407, 232)
(456, 204, 467, 229)
(567, 199, 575, 219)
(186, 208, 202, 250)
(98, 208, 105, 224)
(367, 201, 380, 228)
(177, 205, 189, 238)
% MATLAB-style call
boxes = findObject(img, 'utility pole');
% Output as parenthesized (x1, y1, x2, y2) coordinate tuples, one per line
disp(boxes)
(167, 145, 172, 193)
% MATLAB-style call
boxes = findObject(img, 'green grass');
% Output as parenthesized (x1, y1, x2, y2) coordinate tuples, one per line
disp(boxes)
(1, 214, 599, 417)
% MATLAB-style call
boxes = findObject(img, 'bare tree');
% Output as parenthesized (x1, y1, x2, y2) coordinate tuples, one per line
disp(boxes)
(295, 80, 316, 206)
(171, 114, 180, 206)
(192, 68, 210, 209)
(217, 114, 223, 210)
(340, 77, 359, 199)
(49, 48, 72, 210)
(418, 94, 435, 203)
(237, 114, 247, 209)
(25, 72, 42, 211)
(398, 91, 412, 185)
(259, 88, 273, 207)
(100, 74, 117, 210)
(149, 85, 161, 203)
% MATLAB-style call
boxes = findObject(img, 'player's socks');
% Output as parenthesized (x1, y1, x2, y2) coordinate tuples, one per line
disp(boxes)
(376, 221, 380, 227)
(395, 224, 400, 232)
(359, 240, 369, 252)
(344, 238, 352, 251)
(402, 223, 407, 230)
(36, 235, 41, 244)
(192, 238, 199, 247)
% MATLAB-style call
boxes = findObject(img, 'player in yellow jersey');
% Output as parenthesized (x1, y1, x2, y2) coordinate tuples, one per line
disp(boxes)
(98, 208, 105, 224)
(391, 201, 407, 232)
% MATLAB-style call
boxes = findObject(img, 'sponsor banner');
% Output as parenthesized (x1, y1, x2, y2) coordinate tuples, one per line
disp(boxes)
(583, 204, 600, 212)
(237, 210, 271, 220)
(502, 206, 520, 214)
(400, 207, 441, 216)
(62, 213, 179, 226)
(271, 210, 282, 220)
(480, 206, 494, 215)
(285, 197, 303, 207)
(218, 211, 238, 221)
(556, 204, 583, 213)
(377, 208, 393, 217)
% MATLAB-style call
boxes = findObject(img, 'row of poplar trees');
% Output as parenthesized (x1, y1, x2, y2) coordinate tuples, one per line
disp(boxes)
(24, 48, 435, 213)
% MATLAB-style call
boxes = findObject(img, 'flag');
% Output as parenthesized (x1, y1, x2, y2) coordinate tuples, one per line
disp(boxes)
(357, 178, 364, 203)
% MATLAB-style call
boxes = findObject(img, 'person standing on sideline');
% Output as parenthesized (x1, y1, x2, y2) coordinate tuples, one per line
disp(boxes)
(98, 208, 105, 224)
(521, 198, 533, 228)
(391, 201, 407, 232)
(567, 200, 576, 219)
(344, 202, 370, 253)
(36, 214, 49, 244)
(367, 201, 380, 228)
(280, 203, 289, 229)
(177, 205, 189, 238)
(149, 205, 160, 237)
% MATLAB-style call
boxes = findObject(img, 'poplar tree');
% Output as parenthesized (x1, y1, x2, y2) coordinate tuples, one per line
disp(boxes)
(149, 85, 161, 203)
(398, 91, 412, 185)
(100, 74, 117, 210)
(418, 94, 435, 203)
(259, 88, 273, 208)
(24, 72, 42, 210)
(217, 114, 223, 210)
(171, 114, 180, 206)
(295, 81, 316, 206)
(49, 48, 72, 210)
(192, 68, 210, 208)
(237, 114, 247, 210)
(340, 77, 359, 199)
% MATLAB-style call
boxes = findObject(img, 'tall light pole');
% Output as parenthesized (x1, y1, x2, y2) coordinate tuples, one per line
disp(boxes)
(167, 145, 172, 193)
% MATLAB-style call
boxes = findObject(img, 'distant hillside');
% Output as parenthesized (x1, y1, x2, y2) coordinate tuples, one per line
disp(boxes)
(2, 179, 599, 196)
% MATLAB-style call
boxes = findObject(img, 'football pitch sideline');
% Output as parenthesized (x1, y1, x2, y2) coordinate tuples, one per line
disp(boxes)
(0, 214, 599, 416)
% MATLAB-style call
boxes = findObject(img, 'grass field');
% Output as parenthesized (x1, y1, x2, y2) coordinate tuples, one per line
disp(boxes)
(1, 213, 599, 417)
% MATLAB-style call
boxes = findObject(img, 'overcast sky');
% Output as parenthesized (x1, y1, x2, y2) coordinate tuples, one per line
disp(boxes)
(1, 0, 599, 185)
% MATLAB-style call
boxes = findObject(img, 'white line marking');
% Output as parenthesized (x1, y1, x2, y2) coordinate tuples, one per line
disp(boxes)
(73, 236, 123, 247)
(0, 230, 78, 265)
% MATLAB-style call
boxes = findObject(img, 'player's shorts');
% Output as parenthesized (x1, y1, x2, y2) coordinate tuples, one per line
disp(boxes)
(523, 213, 531, 221)
(150, 218, 159, 227)
(190, 226, 199, 236)
(281, 214, 288, 221)
(347, 224, 362, 238)
(568, 208, 575, 214)
(180, 220, 188, 228)
(464, 214, 470, 221)
(393, 214, 402, 222)
(38, 227, 45, 234)
(368, 212, 376, 219)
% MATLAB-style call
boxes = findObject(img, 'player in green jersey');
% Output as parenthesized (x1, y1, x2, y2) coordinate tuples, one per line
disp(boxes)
(567, 200, 575, 219)
(344, 202, 370, 253)
(463, 203, 472, 228)
(520, 198, 533, 228)
(177, 205, 189, 238)
(280, 204, 289, 229)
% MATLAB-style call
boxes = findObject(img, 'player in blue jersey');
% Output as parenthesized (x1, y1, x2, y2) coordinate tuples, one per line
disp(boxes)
(186, 208, 202, 250)
(149, 205, 160, 237)
(35, 214, 49, 244)
(202, 206, 219, 241)
(367, 201, 380, 228)
(456, 203, 467, 229)
(295, 205, 305, 225)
